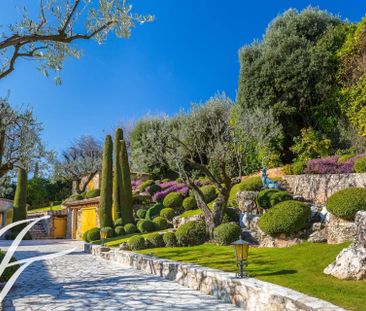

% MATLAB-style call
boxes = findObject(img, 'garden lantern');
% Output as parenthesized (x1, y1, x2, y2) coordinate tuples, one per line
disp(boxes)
(100, 228, 109, 246)
(231, 238, 251, 278)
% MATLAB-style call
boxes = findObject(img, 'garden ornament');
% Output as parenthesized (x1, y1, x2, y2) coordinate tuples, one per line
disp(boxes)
(261, 166, 279, 189)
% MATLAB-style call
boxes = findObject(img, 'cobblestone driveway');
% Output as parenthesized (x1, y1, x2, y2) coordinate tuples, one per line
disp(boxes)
(0, 240, 239, 310)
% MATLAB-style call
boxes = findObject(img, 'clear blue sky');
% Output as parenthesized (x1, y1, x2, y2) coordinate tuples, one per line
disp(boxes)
(1, 0, 366, 154)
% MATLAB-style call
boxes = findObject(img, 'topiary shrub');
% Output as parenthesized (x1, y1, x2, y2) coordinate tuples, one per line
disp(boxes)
(152, 216, 168, 230)
(161, 178, 170, 183)
(182, 196, 197, 211)
(160, 207, 175, 220)
(146, 233, 165, 248)
(139, 180, 154, 192)
(85, 189, 100, 199)
(163, 192, 184, 208)
(354, 156, 366, 173)
(326, 187, 366, 220)
(258, 200, 311, 236)
(222, 207, 239, 223)
(68, 193, 84, 202)
(124, 223, 137, 235)
(213, 223, 241, 245)
(86, 227, 100, 242)
(176, 220, 207, 246)
(163, 232, 177, 247)
(269, 191, 292, 207)
(82, 229, 90, 242)
(282, 162, 305, 175)
(100, 226, 114, 238)
(137, 219, 155, 233)
(239, 176, 263, 191)
(338, 154, 355, 163)
(136, 209, 147, 219)
(256, 189, 279, 209)
(114, 218, 123, 227)
(114, 226, 125, 236)
(145, 203, 165, 220)
(146, 184, 161, 195)
(128, 236, 146, 250)
(200, 185, 217, 203)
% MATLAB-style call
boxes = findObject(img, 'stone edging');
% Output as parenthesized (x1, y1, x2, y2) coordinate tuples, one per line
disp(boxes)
(84, 243, 344, 311)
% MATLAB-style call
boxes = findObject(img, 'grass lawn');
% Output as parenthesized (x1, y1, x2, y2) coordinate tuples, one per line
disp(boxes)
(138, 242, 366, 311)
(27, 205, 64, 214)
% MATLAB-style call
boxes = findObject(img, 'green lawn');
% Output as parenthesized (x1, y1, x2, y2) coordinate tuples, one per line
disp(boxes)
(27, 205, 64, 214)
(138, 242, 366, 311)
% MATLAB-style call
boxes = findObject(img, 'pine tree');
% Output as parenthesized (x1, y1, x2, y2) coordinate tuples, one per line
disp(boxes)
(113, 128, 123, 220)
(99, 135, 113, 228)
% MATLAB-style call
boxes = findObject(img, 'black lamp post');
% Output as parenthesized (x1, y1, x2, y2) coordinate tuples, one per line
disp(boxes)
(231, 238, 250, 278)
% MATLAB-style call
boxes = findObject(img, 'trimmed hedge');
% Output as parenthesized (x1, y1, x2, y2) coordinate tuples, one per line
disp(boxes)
(176, 220, 207, 246)
(86, 227, 100, 242)
(114, 218, 123, 227)
(152, 216, 168, 230)
(100, 226, 114, 238)
(326, 187, 366, 220)
(163, 192, 184, 209)
(239, 176, 263, 191)
(354, 156, 366, 173)
(269, 191, 292, 207)
(145, 203, 165, 220)
(82, 230, 89, 242)
(139, 180, 154, 192)
(338, 154, 355, 163)
(146, 184, 161, 195)
(256, 189, 279, 209)
(128, 236, 145, 250)
(136, 209, 147, 219)
(282, 162, 305, 175)
(222, 207, 239, 223)
(258, 200, 311, 236)
(163, 232, 177, 247)
(114, 226, 125, 236)
(214, 223, 241, 245)
(85, 189, 100, 199)
(124, 223, 137, 235)
(160, 207, 175, 220)
(146, 233, 165, 248)
(200, 185, 217, 203)
(137, 219, 155, 233)
(182, 196, 197, 211)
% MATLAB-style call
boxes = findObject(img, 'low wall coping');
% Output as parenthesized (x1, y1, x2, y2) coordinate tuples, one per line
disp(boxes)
(84, 243, 344, 311)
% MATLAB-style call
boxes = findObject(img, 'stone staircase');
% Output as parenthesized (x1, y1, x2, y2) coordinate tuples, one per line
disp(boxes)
(29, 221, 48, 239)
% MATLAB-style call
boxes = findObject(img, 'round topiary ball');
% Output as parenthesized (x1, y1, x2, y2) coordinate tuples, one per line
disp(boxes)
(269, 191, 292, 207)
(200, 185, 217, 203)
(239, 176, 263, 191)
(146, 184, 161, 195)
(163, 232, 177, 247)
(139, 179, 155, 192)
(136, 209, 147, 219)
(114, 226, 125, 236)
(137, 219, 155, 233)
(84, 189, 100, 199)
(114, 218, 123, 227)
(146, 233, 165, 248)
(326, 187, 366, 220)
(82, 229, 90, 242)
(86, 227, 100, 242)
(128, 236, 146, 250)
(145, 203, 165, 220)
(182, 196, 197, 211)
(152, 216, 168, 230)
(176, 220, 207, 246)
(256, 189, 279, 209)
(258, 200, 311, 236)
(213, 223, 241, 245)
(354, 156, 366, 173)
(163, 192, 184, 209)
(160, 207, 175, 220)
(124, 223, 137, 235)
(222, 207, 239, 223)
(100, 226, 114, 238)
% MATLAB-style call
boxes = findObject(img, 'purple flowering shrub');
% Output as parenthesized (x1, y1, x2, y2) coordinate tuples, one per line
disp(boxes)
(152, 182, 189, 202)
(305, 154, 366, 174)
(131, 179, 143, 192)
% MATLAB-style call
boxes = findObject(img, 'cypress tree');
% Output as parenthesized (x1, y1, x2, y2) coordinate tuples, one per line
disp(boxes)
(12, 168, 29, 238)
(99, 135, 113, 228)
(119, 138, 134, 224)
(113, 128, 123, 220)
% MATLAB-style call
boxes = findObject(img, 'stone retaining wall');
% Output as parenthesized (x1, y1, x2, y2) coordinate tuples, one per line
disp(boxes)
(85, 243, 344, 311)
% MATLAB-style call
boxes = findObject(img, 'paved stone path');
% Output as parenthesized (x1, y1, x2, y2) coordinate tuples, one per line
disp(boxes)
(0, 240, 239, 310)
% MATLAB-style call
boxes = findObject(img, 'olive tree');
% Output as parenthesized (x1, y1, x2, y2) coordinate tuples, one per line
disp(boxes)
(0, 0, 153, 83)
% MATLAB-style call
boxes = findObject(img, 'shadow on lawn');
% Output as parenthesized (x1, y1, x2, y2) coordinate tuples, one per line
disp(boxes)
(251, 269, 297, 277)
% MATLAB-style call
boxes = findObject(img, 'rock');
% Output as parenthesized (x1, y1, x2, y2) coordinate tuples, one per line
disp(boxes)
(308, 229, 327, 243)
(237, 191, 258, 213)
(119, 242, 129, 250)
(310, 204, 328, 222)
(324, 211, 366, 280)
(172, 214, 204, 229)
(326, 213, 356, 244)
(260, 235, 301, 248)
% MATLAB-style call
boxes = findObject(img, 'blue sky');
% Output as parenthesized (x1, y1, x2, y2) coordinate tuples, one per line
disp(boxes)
(1, 0, 366, 154)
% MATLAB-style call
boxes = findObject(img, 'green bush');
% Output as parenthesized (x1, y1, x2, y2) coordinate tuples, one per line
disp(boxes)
(200, 185, 217, 203)
(114, 218, 123, 227)
(213, 223, 241, 245)
(239, 176, 263, 191)
(175, 177, 184, 183)
(145, 203, 165, 220)
(256, 189, 279, 209)
(68, 193, 84, 201)
(176, 220, 207, 246)
(0, 251, 19, 282)
(163, 192, 184, 208)
(136, 209, 147, 219)
(182, 196, 197, 210)
(139, 180, 154, 192)
(100, 226, 114, 238)
(326, 187, 366, 220)
(222, 207, 239, 223)
(338, 154, 355, 163)
(258, 200, 311, 236)
(86, 227, 100, 242)
(282, 161, 305, 175)
(269, 191, 293, 207)
(160, 207, 175, 220)
(85, 189, 100, 199)
(82, 229, 89, 242)
(163, 232, 177, 247)
(147, 184, 161, 195)
(152, 216, 168, 230)
(146, 233, 165, 248)
(124, 223, 137, 235)
(114, 226, 125, 236)
(137, 219, 155, 233)
(354, 156, 366, 173)
(161, 178, 170, 183)
(128, 236, 146, 250)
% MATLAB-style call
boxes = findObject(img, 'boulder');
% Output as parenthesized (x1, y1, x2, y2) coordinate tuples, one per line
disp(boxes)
(326, 214, 356, 244)
(237, 191, 258, 213)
